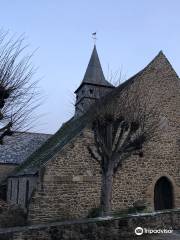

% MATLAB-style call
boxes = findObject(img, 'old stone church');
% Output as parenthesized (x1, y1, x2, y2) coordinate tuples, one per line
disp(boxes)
(1, 45, 180, 223)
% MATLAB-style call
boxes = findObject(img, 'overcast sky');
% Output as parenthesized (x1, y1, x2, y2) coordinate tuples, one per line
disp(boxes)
(1, 0, 180, 133)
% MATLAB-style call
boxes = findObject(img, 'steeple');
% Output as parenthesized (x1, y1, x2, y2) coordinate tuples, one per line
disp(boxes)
(75, 45, 113, 93)
(74, 45, 114, 117)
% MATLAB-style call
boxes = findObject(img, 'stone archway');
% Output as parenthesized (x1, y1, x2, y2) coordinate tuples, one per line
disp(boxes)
(154, 176, 174, 211)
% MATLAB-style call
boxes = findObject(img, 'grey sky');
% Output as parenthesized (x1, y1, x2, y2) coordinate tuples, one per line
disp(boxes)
(1, 0, 180, 133)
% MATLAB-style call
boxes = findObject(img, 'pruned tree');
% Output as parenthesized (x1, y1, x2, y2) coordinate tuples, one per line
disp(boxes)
(88, 78, 163, 216)
(0, 31, 40, 144)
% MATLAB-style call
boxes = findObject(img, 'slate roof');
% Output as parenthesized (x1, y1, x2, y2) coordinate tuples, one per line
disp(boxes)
(75, 45, 113, 93)
(11, 50, 179, 177)
(0, 132, 51, 165)
(11, 116, 89, 176)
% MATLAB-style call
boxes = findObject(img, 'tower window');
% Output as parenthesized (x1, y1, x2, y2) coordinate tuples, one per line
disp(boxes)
(89, 89, 93, 94)
(76, 95, 78, 99)
(82, 90, 84, 94)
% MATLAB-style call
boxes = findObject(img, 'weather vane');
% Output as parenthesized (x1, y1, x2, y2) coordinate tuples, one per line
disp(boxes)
(92, 32, 97, 45)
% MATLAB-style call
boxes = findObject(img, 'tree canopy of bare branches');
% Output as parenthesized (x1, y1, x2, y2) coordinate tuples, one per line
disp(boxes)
(88, 77, 163, 216)
(0, 31, 40, 144)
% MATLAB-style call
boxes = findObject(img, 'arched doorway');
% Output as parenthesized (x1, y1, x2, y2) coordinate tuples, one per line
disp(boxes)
(154, 176, 174, 211)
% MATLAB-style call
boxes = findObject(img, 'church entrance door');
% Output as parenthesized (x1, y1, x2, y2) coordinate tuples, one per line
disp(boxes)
(154, 177, 174, 210)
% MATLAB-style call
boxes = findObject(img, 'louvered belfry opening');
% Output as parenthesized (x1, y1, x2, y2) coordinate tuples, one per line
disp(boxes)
(154, 176, 174, 211)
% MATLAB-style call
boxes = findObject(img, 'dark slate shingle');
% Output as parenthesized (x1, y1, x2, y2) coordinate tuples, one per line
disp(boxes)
(0, 132, 51, 165)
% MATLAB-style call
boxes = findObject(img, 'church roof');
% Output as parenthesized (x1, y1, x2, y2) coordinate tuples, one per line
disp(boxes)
(9, 50, 179, 177)
(74, 45, 113, 93)
(0, 132, 51, 165)
(10, 116, 88, 176)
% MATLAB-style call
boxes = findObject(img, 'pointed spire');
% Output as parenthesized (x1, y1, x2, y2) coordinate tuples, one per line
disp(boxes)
(75, 45, 113, 93)
(82, 45, 112, 86)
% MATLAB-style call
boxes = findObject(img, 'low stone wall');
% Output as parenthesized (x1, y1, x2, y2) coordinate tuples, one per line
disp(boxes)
(0, 209, 180, 240)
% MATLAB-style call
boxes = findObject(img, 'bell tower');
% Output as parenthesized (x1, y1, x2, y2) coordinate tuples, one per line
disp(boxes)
(74, 45, 114, 116)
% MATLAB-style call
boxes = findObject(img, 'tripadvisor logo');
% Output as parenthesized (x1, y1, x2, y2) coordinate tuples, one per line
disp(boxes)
(135, 227, 143, 235)
(135, 227, 173, 235)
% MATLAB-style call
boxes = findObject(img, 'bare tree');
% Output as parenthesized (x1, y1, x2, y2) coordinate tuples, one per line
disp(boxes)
(0, 31, 40, 144)
(88, 78, 162, 216)
(106, 65, 126, 87)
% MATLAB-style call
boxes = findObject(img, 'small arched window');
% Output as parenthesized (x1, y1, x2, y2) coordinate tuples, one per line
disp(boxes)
(89, 89, 93, 94)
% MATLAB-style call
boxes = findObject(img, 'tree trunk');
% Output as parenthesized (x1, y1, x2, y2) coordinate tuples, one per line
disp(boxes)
(101, 167, 114, 216)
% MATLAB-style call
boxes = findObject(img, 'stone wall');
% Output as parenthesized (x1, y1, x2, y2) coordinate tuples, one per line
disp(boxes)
(27, 52, 180, 223)
(28, 131, 101, 223)
(75, 84, 113, 117)
(0, 164, 17, 182)
(0, 164, 17, 200)
(0, 210, 180, 240)
(111, 52, 180, 211)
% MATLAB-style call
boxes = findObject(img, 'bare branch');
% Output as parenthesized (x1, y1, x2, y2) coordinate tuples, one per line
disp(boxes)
(87, 146, 102, 165)
(0, 30, 41, 143)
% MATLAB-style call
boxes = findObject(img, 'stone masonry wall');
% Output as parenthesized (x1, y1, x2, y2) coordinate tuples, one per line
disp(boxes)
(0, 164, 17, 182)
(28, 53, 180, 223)
(28, 131, 101, 223)
(111, 53, 180, 211)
